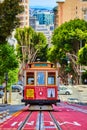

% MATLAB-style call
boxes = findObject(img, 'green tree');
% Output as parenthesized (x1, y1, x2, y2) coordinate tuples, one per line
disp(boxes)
(51, 19, 87, 63)
(36, 44, 48, 62)
(78, 44, 87, 65)
(48, 19, 87, 84)
(0, 43, 18, 78)
(15, 27, 47, 63)
(32, 32, 47, 62)
(15, 27, 35, 63)
(8, 68, 19, 87)
(0, 0, 24, 43)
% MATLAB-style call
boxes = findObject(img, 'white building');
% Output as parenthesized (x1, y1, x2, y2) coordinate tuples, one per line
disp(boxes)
(35, 21, 54, 45)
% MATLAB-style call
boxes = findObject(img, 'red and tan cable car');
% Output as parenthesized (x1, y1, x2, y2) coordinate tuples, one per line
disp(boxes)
(22, 62, 59, 105)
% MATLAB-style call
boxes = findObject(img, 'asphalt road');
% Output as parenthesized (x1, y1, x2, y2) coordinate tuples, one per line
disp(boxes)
(0, 104, 25, 114)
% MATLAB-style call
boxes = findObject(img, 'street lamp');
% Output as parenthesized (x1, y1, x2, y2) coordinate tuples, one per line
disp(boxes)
(67, 59, 70, 85)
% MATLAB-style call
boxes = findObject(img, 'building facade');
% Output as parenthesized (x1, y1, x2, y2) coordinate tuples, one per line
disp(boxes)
(53, 7, 58, 29)
(19, 0, 29, 28)
(57, 0, 87, 26)
(36, 21, 54, 45)
(33, 11, 54, 25)
(29, 16, 37, 30)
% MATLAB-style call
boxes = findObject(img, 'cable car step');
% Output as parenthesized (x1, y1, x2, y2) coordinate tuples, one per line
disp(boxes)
(29, 105, 53, 111)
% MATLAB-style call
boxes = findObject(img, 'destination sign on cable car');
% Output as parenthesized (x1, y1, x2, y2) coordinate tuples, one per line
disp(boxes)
(34, 63, 47, 67)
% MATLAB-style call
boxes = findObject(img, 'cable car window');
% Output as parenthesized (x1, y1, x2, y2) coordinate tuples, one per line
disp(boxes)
(48, 77, 54, 84)
(27, 72, 34, 85)
(28, 78, 34, 85)
(37, 72, 45, 85)
(48, 72, 55, 85)
(47, 88, 55, 98)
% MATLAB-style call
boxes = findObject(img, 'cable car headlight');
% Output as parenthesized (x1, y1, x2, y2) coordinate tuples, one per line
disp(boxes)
(39, 91, 43, 95)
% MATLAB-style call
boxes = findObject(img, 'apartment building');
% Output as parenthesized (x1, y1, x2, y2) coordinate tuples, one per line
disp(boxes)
(19, 0, 29, 28)
(35, 21, 54, 45)
(56, 0, 87, 26)
(53, 7, 58, 29)
(33, 11, 54, 25)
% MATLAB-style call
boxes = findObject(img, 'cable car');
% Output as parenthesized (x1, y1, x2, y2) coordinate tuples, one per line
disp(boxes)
(22, 62, 59, 106)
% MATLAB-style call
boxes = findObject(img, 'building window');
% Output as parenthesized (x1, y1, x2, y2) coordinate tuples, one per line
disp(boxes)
(83, 10, 87, 21)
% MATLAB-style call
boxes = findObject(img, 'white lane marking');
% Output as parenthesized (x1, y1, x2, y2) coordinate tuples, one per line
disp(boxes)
(26, 121, 34, 125)
(57, 121, 81, 126)
(74, 121, 81, 126)
(11, 122, 17, 126)
(18, 121, 22, 126)
(44, 121, 54, 125)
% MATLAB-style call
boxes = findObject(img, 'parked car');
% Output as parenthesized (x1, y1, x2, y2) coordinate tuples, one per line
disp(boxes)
(0, 91, 4, 98)
(58, 86, 73, 95)
(11, 85, 23, 92)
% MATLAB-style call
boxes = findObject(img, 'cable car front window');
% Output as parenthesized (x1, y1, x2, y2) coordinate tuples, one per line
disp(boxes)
(37, 72, 45, 85)
(48, 72, 55, 85)
(48, 76, 55, 85)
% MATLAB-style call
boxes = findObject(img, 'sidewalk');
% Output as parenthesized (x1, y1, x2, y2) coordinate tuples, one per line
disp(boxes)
(0, 92, 23, 106)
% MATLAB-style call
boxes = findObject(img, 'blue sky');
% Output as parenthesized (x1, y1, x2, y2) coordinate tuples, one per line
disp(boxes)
(30, 0, 57, 8)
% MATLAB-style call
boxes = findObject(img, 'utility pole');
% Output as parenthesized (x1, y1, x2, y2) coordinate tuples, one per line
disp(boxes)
(4, 72, 8, 104)
(79, 40, 82, 84)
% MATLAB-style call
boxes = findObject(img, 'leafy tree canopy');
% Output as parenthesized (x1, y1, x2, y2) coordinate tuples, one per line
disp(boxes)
(0, 43, 18, 77)
(0, 0, 24, 43)
(36, 44, 48, 62)
(50, 19, 87, 63)
(78, 44, 87, 65)
(15, 27, 47, 63)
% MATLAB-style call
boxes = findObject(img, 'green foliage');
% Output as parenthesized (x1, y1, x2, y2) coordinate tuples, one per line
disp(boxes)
(33, 32, 47, 49)
(16, 43, 23, 62)
(15, 27, 35, 46)
(15, 27, 35, 62)
(65, 65, 72, 73)
(0, 43, 18, 77)
(78, 44, 87, 65)
(7, 68, 19, 88)
(50, 19, 87, 63)
(48, 45, 66, 63)
(82, 70, 87, 84)
(0, 0, 24, 43)
(15, 27, 47, 62)
(36, 44, 48, 62)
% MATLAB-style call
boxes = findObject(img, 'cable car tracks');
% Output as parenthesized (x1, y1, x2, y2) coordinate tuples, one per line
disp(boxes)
(19, 111, 62, 130)
(18, 111, 32, 130)
(18, 111, 62, 130)
(1, 103, 87, 130)
(0, 110, 62, 130)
